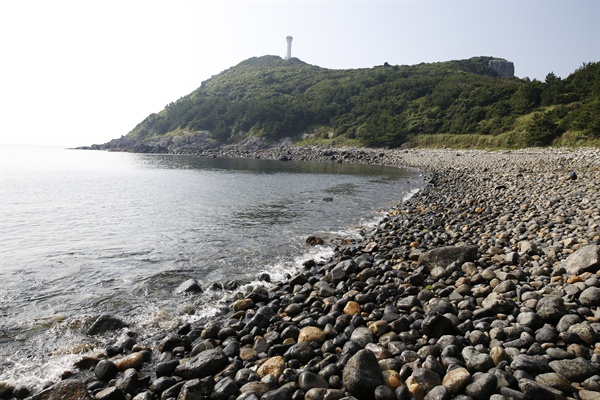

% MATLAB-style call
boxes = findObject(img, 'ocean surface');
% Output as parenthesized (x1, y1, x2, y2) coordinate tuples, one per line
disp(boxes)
(0, 145, 423, 389)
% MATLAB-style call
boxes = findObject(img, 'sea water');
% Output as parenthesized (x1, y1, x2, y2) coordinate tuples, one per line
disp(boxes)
(0, 145, 423, 389)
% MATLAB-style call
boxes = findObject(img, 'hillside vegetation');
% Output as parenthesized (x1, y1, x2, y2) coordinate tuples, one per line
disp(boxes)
(124, 56, 600, 149)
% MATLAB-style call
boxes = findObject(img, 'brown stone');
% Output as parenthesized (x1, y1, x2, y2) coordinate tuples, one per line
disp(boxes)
(115, 352, 143, 371)
(364, 242, 378, 252)
(73, 356, 99, 369)
(406, 377, 425, 400)
(257, 356, 285, 379)
(343, 301, 361, 315)
(298, 326, 326, 344)
(232, 298, 254, 311)
(382, 369, 403, 390)
(442, 367, 471, 395)
(368, 320, 388, 336)
(240, 347, 258, 361)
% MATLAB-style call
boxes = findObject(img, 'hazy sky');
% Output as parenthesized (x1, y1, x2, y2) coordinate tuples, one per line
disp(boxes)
(1, 0, 598, 147)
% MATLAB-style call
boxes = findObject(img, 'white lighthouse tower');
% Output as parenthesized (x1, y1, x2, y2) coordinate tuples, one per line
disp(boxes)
(285, 36, 293, 60)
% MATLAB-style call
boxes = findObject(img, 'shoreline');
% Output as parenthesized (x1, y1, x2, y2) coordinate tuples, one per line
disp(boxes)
(4, 146, 600, 400)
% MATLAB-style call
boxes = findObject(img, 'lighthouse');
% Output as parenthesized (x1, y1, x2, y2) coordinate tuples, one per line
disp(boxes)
(285, 36, 293, 60)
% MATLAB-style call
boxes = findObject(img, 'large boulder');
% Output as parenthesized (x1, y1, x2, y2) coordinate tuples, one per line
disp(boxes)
(342, 349, 383, 400)
(564, 245, 600, 275)
(29, 379, 92, 400)
(418, 245, 478, 270)
(174, 349, 228, 379)
(549, 358, 599, 382)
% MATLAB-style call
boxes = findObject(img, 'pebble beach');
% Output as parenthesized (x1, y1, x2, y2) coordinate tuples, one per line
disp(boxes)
(4, 146, 600, 400)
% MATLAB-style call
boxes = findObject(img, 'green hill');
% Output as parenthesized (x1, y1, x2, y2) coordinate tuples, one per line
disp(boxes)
(117, 55, 600, 149)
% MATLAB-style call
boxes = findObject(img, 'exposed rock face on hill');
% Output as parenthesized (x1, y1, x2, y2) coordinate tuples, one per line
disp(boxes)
(489, 59, 515, 78)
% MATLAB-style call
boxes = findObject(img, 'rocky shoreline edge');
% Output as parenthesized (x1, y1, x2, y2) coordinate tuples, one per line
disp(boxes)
(3, 146, 600, 400)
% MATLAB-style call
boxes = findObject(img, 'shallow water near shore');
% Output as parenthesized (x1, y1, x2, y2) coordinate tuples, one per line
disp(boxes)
(0, 145, 422, 388)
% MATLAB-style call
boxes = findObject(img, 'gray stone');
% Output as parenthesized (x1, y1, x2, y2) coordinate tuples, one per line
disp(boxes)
(29, 379, 92, 400)
(510, 354, 552, 374)
(261, 382, 297, 400)
(161, 381, 185, 399)
(93, 387, 125, 400)
(536, 326, 558, 343)
(283, 341, 314, 363)
(158, 333, 181, 352)
(131, 392, 152, 400)
(421, 314, 457, 338)
(462, 347, 494, 373)
(557, 314, 581, 332)
(330, 259, 357, 282)
(481, 292, 516, 313)
(500, 386, 527, 400)
(350, 327, 374, 348)
(536, 296, 566, 323)
(235, 369, 260, 386)
(418, 246, 478, 270)
(423, 385, 449, 400)
(175, 349, 229, 379)
(396, 295, 421, 311)
(239, 382, 270, 397)
(580, 286, 600, 307)
(95, 359, 119, 382)
(564, 244, 600, 275)
(213, 377, 238, 399)
(342, 349, 383, 400)
(568, 322, 598, 345)
(517, 378, 565, 400)
(149, 376, 176, 395)
(425, 298, 455, 315)
(374, 385, 395, 400)
(493, 280, 516, 293)
(156, 360, 179, 377)
(545, 347, 575, 360)
(464, 372, 497, 400)
(518, 240, 538, 255)
(430, 266, 449, 280)
(549, 357, 599, 381)
(304, 388, 346, 400)
(412, 368, 442, 392)
(516, 311, 544, 330)
(315, 282, 335, 297)
(583, 375, 600, 391)
(535, 372, 574, 394)
(115, 368, 138, 395)
(298, 371, 329, 391)
(178, 377, 215, 399)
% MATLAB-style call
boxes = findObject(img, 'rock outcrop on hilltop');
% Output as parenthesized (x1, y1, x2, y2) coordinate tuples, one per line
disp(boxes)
(488, 59, 515, 78)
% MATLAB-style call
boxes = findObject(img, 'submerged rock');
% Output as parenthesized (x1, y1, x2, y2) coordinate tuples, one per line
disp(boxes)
(87, 314, 127, 335)
(173, 278, 203, 295)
